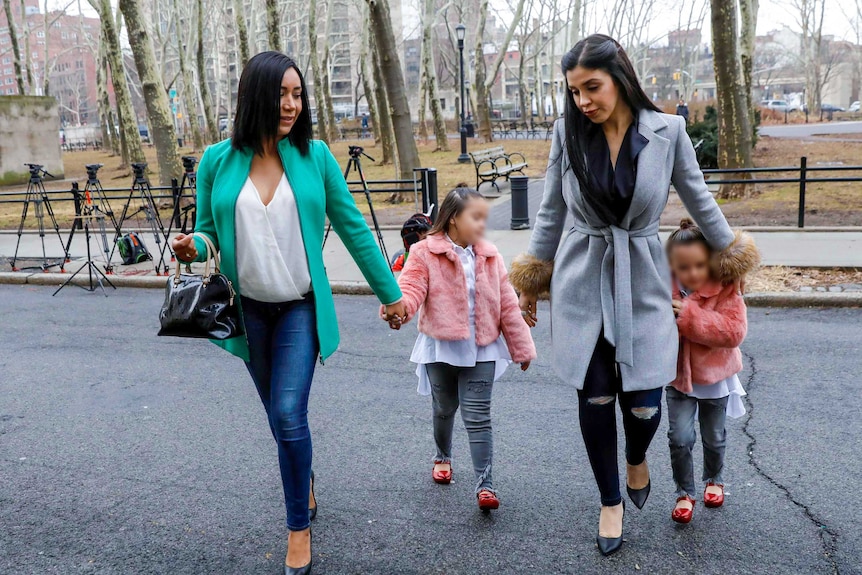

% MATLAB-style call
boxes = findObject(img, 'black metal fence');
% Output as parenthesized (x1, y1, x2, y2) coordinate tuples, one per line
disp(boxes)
(701, 156, 862, 228)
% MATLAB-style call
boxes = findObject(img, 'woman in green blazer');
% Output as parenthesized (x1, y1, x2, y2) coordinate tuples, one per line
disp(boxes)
(171, 52, 406, 575)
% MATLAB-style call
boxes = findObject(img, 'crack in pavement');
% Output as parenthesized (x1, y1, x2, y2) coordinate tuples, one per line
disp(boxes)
(741, 351, 840, 574)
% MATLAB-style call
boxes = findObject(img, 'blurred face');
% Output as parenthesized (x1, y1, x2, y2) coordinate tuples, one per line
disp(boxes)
(449, 198, 488, 246)
(669, 242, 712, 292)
(566, 66, 621, 124)
(278, 68, 302, 138)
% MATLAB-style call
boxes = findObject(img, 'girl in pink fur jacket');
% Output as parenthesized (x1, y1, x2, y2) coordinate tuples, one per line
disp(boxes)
(383, 187, 536, 512)
(665, 219, 759, 525)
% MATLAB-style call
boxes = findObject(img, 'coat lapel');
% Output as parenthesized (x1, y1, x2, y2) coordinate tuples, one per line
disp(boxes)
(622, 110, 670, 228)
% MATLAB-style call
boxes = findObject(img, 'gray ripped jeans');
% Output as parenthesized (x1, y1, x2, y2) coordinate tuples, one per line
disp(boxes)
(426, 361, 495, 494)
(666, 386, 728, 498)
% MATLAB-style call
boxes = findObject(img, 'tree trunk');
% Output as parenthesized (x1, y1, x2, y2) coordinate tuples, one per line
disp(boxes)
(739, 0, 758, 144)
(96, 41, 116, 153)
(473, 0, 491, 141)
(568, 0, 582, 47)
(119, 0, 182, 185)
(359, 14, 381, 144)
(518, 41, 528, 122)
(3, 0, 26, 94)
(421, 0, 448, 151)
(94, 0, 145, 166)
(308, 0, 330, 143)
(20, 0, 33, 91)
(367, 0, 421, 185)
(417, 67, 428, 141)
(321, 1, 338, 142)
(369, 11, 396, 167)
(711, 0, 753, 199)
(173, 0, 204, 151)
(197, 0, 219, 143)
(233, 0, 250, 67)
(265, 0, 281, 51)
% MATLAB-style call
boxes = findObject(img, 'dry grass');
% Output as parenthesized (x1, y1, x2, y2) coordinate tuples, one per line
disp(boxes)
(748, 266, 862, 292)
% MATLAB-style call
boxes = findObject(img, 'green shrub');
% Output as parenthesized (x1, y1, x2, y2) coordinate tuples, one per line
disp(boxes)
(686, 105, 760, 170)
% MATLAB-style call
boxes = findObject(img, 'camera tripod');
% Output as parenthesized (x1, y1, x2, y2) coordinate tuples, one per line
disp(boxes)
(159, 155, 198, 266)
(323, 146, 390, 267)
(53, 183, 117, 297)
(64, 164, 117, 265)
(108, 162, 170, 275)
(10, 163, 69, 272)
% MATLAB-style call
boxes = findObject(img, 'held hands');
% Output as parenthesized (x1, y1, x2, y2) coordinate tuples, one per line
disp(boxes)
(672, 299, 684, 317)
(172, 233, 198, 262)
(518, 292, 538, 328)
(380, 300, 408, 330)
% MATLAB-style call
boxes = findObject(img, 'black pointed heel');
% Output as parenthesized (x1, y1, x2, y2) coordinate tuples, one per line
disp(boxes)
(308, 470, 318, 521)
(626, 480, 651, 510)
(596, 501, 625, 557)
(285, 530, 312, 575)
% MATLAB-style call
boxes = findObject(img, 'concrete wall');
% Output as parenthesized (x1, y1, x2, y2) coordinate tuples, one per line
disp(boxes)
(0, 96, 64, 186)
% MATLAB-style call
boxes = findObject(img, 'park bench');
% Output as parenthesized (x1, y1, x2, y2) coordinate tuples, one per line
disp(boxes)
(469, 146, 528, 193)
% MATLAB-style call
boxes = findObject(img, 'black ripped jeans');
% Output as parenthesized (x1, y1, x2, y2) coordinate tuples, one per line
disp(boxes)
(577, 336, 663, 506)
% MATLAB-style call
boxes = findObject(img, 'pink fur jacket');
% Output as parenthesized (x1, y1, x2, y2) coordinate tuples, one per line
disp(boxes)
(392, 233, 536, 364)
(671, 279, 748, 393)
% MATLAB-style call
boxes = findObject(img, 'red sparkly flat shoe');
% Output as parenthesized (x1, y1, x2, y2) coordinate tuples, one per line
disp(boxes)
(432, 463, 452, 484)
(703, 482, 725, 508)
(672, 495, 695, 524)
(477, 489, 500, 512)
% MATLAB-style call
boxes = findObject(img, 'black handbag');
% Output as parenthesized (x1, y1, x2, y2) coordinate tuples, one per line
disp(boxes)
(157, 233, 243, 340)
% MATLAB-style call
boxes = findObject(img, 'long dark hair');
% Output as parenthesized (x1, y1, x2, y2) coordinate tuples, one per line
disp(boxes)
(429, 185, 485, 236)
(232, 51, 312, 156)
(561, 35, 660, 214)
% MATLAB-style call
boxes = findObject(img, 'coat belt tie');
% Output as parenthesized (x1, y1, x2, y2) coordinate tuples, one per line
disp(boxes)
(571, 220, 661, 367)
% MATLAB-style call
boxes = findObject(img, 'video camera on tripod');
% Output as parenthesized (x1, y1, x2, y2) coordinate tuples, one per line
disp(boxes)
(131, 162, 148, 181)
(182, 156, 198, 172)
(25, 163, 53, 179)
(85, 163, 104, 182)
(348, 145, 374, 161)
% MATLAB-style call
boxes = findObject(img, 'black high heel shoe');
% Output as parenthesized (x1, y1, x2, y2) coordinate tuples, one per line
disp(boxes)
(284, 530, 312, 575)
(596, 500, 625, 557)
(626, 461, 651, 510)
(308, 470, 318, 521)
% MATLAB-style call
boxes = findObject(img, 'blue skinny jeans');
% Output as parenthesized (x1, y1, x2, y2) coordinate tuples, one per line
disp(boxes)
(241, 294, 318, 532)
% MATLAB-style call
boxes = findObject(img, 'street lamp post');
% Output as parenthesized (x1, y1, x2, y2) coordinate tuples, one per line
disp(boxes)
(456, 23, 470, 163)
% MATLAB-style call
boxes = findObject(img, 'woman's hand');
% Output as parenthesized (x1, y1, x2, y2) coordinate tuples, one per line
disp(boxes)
(520, 361, 531, 371)
(672, 299, 684, 317)
(733, 276, 747, 296)
(172, 233, 198, 262)
(518, 292, 538, 327)
(381, 300, 408, 330)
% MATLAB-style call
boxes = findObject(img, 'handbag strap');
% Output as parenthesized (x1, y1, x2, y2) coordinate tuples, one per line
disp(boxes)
(173, 232, 220, 283)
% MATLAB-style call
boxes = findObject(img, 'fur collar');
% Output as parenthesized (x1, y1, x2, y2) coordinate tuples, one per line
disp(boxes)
(425, 232, 497, 259)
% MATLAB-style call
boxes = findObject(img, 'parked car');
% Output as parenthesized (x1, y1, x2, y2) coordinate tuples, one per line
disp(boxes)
(820, 103, 845, 112)
(138, 124, 150, 142)
(849, 101, 860, 113)
(760, 99, 797, 113)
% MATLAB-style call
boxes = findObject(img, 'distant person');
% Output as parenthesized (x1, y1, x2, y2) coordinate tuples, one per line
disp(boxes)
(384, 187, 535, 513)
(665, 218, 758, 525)
(390, 212, 432, 272)
(676, 98, 690, 124)
(361, 112, 369, 137)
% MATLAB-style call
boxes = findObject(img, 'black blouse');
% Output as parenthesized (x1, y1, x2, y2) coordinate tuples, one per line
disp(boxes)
(584, 120, 649, 225)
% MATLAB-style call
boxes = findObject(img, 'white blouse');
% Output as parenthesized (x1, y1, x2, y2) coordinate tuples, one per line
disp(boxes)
(235, 174, 312, 303)
(410, 236, 511, 395)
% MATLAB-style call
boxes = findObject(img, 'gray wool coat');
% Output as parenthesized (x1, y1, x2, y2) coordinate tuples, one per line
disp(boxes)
(523, 110, 735, 392)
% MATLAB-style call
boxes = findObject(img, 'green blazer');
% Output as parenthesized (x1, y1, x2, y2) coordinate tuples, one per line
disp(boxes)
(191, 137, 402, 362)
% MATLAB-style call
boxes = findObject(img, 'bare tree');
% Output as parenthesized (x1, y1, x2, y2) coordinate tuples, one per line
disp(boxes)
(320, 0, 338, 141)
(367, 0, 422, 183)
(370, 26, 395, 164)
(358, 7, 382, 144)
(711, 0, 753, 199)
(119, 0, 182, 184)
(265, 0, 281, 51)
(3, 0, 26, 93)
(474, 0, 527, 141)
(233, 0, 250, 67)
(96, 39, 117, 154)
(739, 0, 758, 140)
(196, 0, 219, 142)
(419, 0, 449, 150)
(171, 0, 204, 150)
(90, 0, 145, 165)
(308, 0, 331, 143)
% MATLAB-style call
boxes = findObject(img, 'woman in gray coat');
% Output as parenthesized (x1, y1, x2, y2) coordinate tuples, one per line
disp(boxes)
(510, 35, 757, 556)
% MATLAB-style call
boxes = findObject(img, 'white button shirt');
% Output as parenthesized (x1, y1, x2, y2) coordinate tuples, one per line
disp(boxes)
(235, 174, 312, 303)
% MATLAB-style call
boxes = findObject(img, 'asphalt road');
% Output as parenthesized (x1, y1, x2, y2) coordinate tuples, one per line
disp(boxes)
(1, 286, 860, 575)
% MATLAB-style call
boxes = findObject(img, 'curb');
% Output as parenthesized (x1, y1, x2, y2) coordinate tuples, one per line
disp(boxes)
(2, 272, 859, 307)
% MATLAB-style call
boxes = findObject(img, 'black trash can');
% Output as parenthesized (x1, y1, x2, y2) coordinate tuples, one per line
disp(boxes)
(465, 122, 475, 138)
